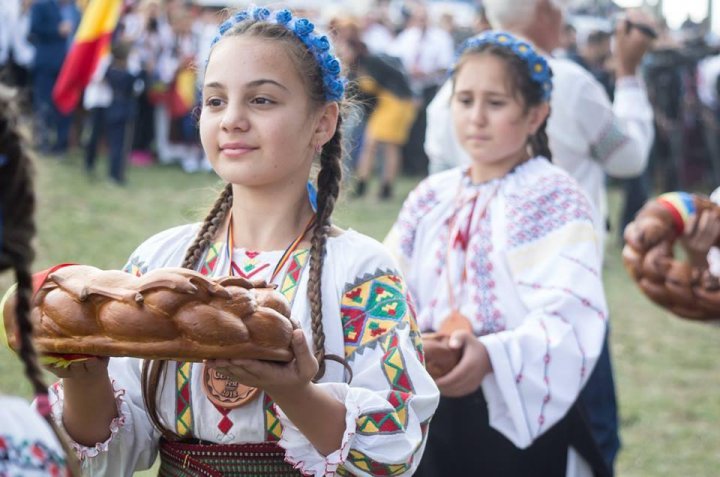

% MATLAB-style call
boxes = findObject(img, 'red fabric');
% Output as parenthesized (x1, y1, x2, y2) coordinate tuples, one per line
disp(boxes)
(52, 34, 113, 114)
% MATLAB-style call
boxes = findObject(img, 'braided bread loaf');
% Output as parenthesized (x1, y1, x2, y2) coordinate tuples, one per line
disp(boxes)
(2, 265, 297, 361)
(623, 192, 720, 321)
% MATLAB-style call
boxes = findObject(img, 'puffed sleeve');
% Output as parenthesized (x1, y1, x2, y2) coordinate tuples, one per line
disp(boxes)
(276, 236, 440, 476)
(479, 173, 607, 448)
(49, 358, 159, 476)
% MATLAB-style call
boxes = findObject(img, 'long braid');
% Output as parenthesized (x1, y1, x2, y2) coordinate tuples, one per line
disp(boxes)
(529, 117, 552, 161)
(141, 183, 234, 441)
(308, 116, 344, 380)
(0, 84, 81, 476)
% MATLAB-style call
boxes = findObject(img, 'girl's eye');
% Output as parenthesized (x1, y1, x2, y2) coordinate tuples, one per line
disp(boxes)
(251, 97, 275, 105)
(488, 100, 506, 107)
(204, 97, 224, 108)
(456, 96, 472, 106)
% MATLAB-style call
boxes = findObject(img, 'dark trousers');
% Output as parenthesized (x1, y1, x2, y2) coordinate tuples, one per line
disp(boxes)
(415, 388, 610, 477)
(85, 107, 128, 183)
(579, 331, 620, 476)
(32, 69, 70, 153)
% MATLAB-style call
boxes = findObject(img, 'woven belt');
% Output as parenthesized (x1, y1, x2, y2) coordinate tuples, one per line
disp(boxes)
(158, 439, 302, 477)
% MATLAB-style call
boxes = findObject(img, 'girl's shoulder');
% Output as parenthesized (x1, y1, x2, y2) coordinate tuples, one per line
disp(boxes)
(506, 157, 585, 199)
(326, 230, 401, 280)
(124, 223, 201, 273)
(402, 167, 463, 210)
(503, 157, 595, 225)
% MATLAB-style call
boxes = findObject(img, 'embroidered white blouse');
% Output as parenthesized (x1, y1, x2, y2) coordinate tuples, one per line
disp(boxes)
(0, 395, 68, 477)
(48, 226, 439, 477)
(385, 157, 608, 448)
(425, 56, 654, 249)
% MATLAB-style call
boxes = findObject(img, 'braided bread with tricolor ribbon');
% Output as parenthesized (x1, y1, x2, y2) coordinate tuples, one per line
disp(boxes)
(623, 192, 720, 321)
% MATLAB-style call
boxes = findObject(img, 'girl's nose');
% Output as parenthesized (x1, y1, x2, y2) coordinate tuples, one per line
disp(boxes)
(470, 104, 487, 126)
(220, 105, 250, 132)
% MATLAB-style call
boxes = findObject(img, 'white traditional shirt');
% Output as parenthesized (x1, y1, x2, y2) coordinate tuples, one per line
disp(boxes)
(0, 395, 68, 476)
(385, 158, 607, 450)
(425, 56, 655, 248)
(49, 225, 439, 477)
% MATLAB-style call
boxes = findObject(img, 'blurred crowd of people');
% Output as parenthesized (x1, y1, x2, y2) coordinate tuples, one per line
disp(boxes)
(2, 0, 720, 200)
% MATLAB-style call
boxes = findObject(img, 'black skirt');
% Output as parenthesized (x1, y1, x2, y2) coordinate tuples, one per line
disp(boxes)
(414, 389, 610, 477)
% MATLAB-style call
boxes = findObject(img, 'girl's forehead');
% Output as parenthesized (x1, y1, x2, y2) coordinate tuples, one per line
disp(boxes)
(205, 36, 298, 82)
(456, 54, 511, 89)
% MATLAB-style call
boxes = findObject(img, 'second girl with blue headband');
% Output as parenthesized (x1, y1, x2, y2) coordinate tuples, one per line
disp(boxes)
(386, 31, 610, 476)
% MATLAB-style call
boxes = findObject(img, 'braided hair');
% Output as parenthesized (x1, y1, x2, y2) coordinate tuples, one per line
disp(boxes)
(0, 84, 81, 476)
(141, 13, 347, 440)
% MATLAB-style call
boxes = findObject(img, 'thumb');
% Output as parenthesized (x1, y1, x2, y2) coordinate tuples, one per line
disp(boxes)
(448, 330, 470, 350)
(291, 329, 317, 370)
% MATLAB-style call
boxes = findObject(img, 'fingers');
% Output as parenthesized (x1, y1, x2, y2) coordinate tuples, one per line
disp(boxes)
(435, 334, 483, 397)
(291, 329, 319, 378)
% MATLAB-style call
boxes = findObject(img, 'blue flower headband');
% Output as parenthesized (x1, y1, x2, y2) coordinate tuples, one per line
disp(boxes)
(210, 6, 346, 102)
(453, 31, 553, 101)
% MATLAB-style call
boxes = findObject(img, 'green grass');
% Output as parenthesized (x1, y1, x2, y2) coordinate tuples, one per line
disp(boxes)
(1, 154, 719, 476)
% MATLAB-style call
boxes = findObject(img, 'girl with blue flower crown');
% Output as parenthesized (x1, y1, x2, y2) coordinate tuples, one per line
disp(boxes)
(44, 7, 438, 476)
(385, 31, 610, 476)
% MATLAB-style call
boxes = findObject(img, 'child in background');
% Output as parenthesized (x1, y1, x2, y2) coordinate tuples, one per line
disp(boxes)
(385, 32, 609, 476)
(0, 83, 80, 476)
(46, 8, 438, 477)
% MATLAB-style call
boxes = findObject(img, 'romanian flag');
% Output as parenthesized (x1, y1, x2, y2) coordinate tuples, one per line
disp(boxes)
(52, 0, 123, 114)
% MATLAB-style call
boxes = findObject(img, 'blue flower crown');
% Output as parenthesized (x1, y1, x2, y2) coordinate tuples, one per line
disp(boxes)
(210, 6, 346, 102)
(453, 31, 553, 101)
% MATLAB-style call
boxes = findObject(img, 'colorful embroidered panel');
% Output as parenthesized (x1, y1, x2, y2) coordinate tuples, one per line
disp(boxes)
(279, 250, 309, 306)
(175, 362, 193, 437)
(380, 332, 414, 394)
(0, 435, 67, 476)
(345, 449, 410, 476)
(341, 272, 411, 359)
(123, 255, 148, 277)
(506, 175, 594, 249)
(199, 243, 221, 277)
(263, 393, 283, 442)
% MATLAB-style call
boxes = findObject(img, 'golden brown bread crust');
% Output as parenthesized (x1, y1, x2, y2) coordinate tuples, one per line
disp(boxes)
(2, 265, 297, 361)
(623, 194, 720, 321)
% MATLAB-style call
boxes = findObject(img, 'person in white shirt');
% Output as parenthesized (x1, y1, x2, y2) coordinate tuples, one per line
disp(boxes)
(423, 0, 656, 474)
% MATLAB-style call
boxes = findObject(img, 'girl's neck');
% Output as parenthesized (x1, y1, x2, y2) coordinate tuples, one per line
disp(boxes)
(229, 183, 315, 251)
(469, 149, 530, 184)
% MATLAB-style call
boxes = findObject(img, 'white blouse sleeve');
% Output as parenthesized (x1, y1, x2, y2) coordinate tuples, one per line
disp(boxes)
(576, 74, 654, 178)
(478, 174, 607, 448)
(276, 242, 439, 476)
(49, 358, 160, 476)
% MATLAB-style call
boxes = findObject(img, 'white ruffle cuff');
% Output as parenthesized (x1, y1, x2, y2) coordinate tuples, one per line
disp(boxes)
(49, 379, 127, 460)
(277, 383, 359, 476)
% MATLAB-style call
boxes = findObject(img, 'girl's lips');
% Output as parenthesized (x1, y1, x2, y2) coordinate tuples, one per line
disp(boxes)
(220, 145, 258, 157)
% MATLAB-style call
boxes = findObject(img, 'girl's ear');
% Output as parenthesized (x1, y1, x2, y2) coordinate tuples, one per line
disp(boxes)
(527, 102, 550, 135)
(313, 102, 340, 147)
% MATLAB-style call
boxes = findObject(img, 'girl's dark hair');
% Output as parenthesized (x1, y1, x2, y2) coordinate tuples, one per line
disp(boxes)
(0, 84, 81, 476)
(452, 44, 552, 160)
(141, 17, 346, 440)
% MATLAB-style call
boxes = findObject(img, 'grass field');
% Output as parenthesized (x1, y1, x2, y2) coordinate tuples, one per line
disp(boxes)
(1, 154, 719, 476)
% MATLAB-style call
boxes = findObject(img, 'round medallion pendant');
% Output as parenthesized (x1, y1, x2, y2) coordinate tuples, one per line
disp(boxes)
(201, 363, 260, 409)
